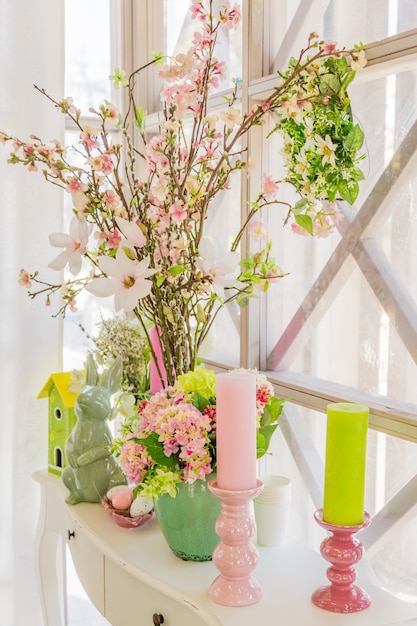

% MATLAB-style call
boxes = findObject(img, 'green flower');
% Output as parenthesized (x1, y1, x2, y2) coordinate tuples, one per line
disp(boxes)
(136, 468, 181, 500)
(109, 68, 128, 88)
(175, 367, 216, 401)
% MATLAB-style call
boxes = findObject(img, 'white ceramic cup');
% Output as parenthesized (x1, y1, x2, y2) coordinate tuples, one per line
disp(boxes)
(254, 475, 291, 547)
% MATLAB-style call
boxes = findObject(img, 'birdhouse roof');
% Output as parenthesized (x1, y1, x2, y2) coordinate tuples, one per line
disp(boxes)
(37, 372, 80, 408)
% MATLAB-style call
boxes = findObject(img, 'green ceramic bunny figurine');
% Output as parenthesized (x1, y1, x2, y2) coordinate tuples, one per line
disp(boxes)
(62, 354, 127, 504)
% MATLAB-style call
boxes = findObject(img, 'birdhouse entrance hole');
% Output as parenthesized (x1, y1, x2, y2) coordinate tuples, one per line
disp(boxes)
(55, 447, 63, 469)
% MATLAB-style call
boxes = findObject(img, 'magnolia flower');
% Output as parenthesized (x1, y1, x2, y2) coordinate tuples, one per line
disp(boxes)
(86, 246, 156, 312)
(196, 238, 240, 300)
(48, 216, 92, 275)
(115, 216, 147, 247)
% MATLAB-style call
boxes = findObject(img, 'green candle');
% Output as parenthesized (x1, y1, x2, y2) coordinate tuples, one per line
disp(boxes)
(323, 402, 369, 526)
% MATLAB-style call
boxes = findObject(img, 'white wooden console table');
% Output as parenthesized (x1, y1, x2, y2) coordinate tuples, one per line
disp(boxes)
(33, 469, 417, 626)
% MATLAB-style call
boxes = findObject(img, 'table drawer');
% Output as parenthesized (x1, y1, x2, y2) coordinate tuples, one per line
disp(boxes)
(105, 559, 220, 626)
(67, 519, 105, 614)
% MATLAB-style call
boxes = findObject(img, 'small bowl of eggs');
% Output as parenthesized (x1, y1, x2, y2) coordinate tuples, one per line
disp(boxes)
(102, 485, 154, 529)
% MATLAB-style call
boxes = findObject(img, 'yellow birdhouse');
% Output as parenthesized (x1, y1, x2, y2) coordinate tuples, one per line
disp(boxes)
(38, 372, 81, 475)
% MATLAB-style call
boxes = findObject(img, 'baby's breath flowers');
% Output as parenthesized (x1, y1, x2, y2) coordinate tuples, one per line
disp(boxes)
(82, 316, 150, 395)
(2, 1, 367, 382)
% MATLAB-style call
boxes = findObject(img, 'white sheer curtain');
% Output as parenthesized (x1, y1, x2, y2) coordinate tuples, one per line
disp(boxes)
(0, 1, 64, 624)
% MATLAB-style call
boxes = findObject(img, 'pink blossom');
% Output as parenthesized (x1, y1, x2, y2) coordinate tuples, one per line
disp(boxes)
(248, 219, 271, 242)
(106, 229, 122, 249)
(262, 173, 279, 199)
(79, 126, 99, 151)
(209, 60, 226, 87)
(170, 202, 187, 222)
(219, 2, 242, 29)
(220, 105, 243, 130)
(59, 96, 80, 117)
(101, 102, 120, 126)
(88, 153, 114, 174)
(103, 189, 121, 210)
(291, 222, 309, 236)
(66, 177, 87, 195)
(351, 49, 367, 70)
(18, 269, 32, 288)
(191, 1, 206, 21)
(322, 40, 338, 56)
(67, 297, 78, 312)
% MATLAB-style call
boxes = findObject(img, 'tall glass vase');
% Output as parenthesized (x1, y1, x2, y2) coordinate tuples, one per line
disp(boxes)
(154, 475, 221, 561)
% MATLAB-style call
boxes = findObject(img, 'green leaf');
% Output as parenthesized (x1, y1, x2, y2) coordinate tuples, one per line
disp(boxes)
(341, 70, 356, 92)
(336, 55, 348, 74)
(122, 245, 136, 260)
(132, 433, 178, 469)
(293, 197, 309, 211)
(134, 105, 146, 133)
(169, 264, 186, 276)
(260, 396, 285, 427)
(163, 305, 175, 324)
(294, 213, 313, 235)
(256, 424, 279, 458)
(240, 258, 256, 269)
(156, 275, 165, 287)
(338, 179, 359, 205)
(192, 391, 211, 412)
(320, 73, 341, 96)
(351, 167, 365, 181)
(345, 124, 364, 152)
(236, 294, 251, 308)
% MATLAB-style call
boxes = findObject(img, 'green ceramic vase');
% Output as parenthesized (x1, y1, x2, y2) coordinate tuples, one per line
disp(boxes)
(154, 476, 221, 561)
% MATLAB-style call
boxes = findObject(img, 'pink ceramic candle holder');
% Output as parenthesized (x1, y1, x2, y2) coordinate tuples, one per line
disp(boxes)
(312, 508, 372, 613)
(208, 479, 263, 607)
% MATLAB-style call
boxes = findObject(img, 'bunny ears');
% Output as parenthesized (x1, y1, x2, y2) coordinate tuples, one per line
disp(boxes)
(85, 353, 123, 395)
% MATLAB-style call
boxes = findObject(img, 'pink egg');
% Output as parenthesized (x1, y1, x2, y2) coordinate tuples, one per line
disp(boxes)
(112, 489, 133, 510)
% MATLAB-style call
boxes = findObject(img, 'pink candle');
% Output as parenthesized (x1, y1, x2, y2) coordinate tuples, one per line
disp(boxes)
(150, 327, 168, 394)
(216, 371, 257, 490)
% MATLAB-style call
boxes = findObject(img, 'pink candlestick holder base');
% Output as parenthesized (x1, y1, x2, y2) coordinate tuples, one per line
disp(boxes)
(312, 508, 372, 613)
(208, 479, 263, 607)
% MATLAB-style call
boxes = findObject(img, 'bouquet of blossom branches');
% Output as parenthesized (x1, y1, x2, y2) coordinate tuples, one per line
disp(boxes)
(2, 0, 367, 383)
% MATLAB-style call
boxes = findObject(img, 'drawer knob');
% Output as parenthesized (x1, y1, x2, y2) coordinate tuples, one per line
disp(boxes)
(152, 614, 164, 625)
(67, 530, 75, 541)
